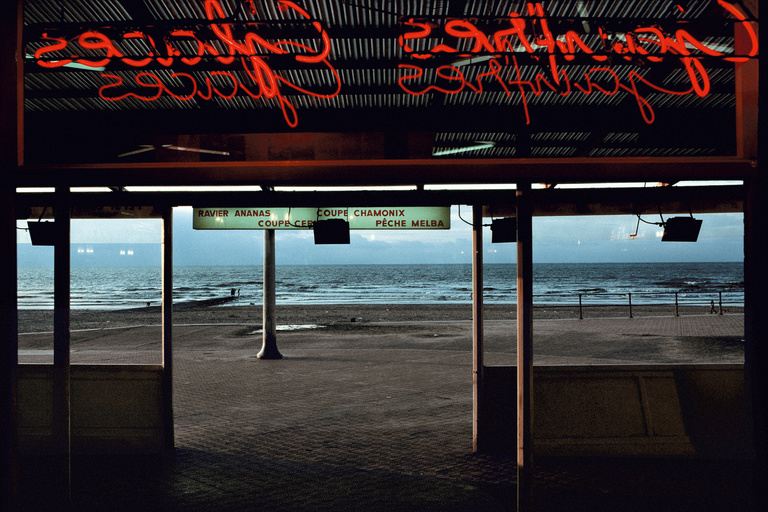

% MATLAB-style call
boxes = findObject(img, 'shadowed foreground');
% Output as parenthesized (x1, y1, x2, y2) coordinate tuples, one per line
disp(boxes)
(17, 305, 753, 511)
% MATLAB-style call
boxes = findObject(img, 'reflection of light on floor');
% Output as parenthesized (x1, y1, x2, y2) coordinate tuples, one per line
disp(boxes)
(248, 324, 322, 335)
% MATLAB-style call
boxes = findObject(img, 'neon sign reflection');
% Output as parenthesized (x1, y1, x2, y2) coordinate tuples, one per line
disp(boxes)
(31, 0, 340, 128)
(29, 0, 758, 128)
(398, 0, 758, 124)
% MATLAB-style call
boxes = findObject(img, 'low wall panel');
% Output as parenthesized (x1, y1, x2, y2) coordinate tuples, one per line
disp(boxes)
(17, 366, 54, 450)
(479, 365, 749, 458)
(18, 364, 166, 455)
(644, 375, 688, 436)
(535, 376, 647, 439)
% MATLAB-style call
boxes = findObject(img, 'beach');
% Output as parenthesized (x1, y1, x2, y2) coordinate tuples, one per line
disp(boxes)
(16, 302, 750, 511)
(17, 303, 745, 367)
(18, 302, 741, 333)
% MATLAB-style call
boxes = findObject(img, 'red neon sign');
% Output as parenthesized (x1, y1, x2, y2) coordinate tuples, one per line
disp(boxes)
(29, 1, 758, 128)
(31, 0, 341, 128)
(398, 0, 758, 124)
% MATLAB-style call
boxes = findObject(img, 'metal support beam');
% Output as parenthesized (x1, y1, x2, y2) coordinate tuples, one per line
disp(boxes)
(0, 0, 22, 508)
(516, 183, 534, 511)
(0, 0, 23, 169)
(0, 183, 18, 512)
(485, 184, 744, 218)
(745, 177, 768, 511)
(16, 185, 746, 222)
(161, 207, 174, 450)
(735, 10, 759, 160)
(472, 205, 484, 452)
(258, 229, 282, 359)
(745, 6, 766, 506)
(14, 157, 757, 189)
(52, 187, 71, 503)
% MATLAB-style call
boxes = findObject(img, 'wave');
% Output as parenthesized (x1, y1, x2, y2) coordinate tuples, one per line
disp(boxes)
(17, 262, 745, 309)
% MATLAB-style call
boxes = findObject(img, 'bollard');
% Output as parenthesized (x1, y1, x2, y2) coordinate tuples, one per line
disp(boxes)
(628, 292, 633, 318)
(578, 294, 583, 320)
(675, 292, 679, 317)
(719, 291, 723, 315)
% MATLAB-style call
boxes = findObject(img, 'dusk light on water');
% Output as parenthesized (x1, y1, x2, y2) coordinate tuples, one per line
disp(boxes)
(17, 262, 743, 310)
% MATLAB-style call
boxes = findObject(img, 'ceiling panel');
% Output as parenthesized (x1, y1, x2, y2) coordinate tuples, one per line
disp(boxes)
(22, 0, 755, 166)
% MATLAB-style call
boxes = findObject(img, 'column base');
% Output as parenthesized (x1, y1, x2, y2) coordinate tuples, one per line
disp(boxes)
(257, 336, 283, 359)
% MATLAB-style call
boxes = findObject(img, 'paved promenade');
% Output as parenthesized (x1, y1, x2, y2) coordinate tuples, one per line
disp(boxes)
(18, 313, 754, 511)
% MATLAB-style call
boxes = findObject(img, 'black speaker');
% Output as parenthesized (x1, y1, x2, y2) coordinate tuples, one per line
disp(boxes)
(313, 219, 350, 244)
(491, 217, 517, 243)
(661, 217, 702, 242)
(27, 221, 57, 246)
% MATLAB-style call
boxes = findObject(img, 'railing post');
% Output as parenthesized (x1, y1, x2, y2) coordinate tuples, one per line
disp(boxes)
(578, 294, 583, 320)
(628, 292, 633, 318)
(675, 292, 679, 317)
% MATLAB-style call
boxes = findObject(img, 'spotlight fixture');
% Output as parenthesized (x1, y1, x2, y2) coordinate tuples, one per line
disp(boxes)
(27, 221, 57, 246)
(313, 218, 350, 244)
(661, 216, 702, 242)
(491, 217, 517, 243)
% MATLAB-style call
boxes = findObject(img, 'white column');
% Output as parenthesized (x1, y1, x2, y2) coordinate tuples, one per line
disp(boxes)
(258, 229, 282, 359)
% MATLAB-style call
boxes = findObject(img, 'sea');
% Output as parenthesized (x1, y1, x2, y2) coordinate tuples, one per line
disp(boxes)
(17, 262, 744, 310)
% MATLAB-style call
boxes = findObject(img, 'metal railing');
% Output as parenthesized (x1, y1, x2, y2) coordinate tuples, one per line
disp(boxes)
(566, 291, 737, 319)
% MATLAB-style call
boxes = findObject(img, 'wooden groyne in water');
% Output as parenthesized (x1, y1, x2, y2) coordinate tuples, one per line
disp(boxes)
(172, 296, 239, 309)
(132, 296, 239, 312)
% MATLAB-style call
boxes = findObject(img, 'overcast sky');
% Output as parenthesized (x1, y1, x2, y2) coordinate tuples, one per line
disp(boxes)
(17, 205, 744, 267)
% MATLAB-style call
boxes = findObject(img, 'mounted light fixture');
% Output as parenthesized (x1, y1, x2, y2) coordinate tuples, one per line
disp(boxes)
(313, 218, 350, 244)
(661, 216, 702, 242)
(491, 217, 517, 243)
(27, 221, 57, 246)
(27, 206, 57, 246)
(631, 208, 702, 242)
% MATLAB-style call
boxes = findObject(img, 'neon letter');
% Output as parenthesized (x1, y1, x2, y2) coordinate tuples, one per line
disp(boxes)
(77, 31, 124, 68)
(33, 34, 71, 68)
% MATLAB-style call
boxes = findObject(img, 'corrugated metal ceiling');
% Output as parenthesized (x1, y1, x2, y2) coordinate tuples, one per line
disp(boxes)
(21, 0, 756, 164)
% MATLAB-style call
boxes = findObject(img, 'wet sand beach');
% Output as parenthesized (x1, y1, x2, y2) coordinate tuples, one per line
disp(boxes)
(18, 303, 745, 366)
(18, 302, 742, 332)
